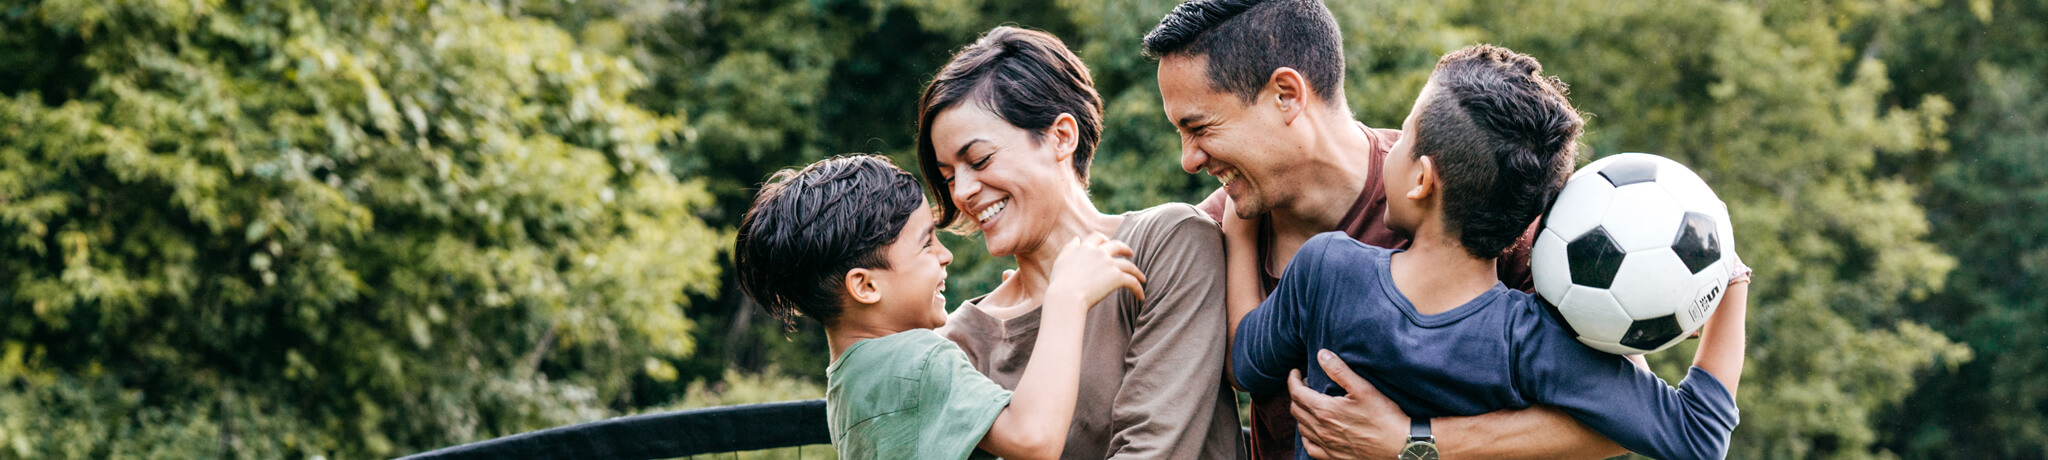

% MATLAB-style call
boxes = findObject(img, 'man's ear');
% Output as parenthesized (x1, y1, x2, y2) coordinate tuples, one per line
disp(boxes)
(844, 268, 884, 306)
(1266, 67, 1309, 125)
(1049, 112, 1080, 164)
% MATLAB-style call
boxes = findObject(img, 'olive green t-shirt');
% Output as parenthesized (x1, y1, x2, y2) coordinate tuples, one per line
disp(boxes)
(826, 329, 1014, 460)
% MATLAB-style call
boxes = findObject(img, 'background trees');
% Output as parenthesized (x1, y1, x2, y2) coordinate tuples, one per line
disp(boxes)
(0, 0, 2038, 458)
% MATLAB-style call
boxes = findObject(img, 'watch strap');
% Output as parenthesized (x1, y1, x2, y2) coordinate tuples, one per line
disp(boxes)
(1409, 417, 1433, 441)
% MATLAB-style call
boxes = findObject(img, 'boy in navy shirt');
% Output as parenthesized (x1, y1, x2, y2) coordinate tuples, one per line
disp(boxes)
(1231, 45, 1752, 460)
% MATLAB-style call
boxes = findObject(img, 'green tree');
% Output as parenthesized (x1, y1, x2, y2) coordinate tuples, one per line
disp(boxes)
(0, 0, 722, 457)
(1876, 0, 2048, 457)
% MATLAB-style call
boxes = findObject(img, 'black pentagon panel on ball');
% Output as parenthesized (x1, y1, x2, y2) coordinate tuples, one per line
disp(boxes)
(1566, 227, 1627, 289)
(1672, 211, 1723, 274)
(1597, 157, 1660, 187)
(1620, 314, 1683, 350)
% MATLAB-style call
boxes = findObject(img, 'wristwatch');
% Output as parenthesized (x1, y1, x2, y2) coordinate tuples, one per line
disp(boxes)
(1398, 418, 1438, 460)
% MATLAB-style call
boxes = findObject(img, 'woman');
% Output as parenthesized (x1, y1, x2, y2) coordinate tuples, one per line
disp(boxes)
(917, 26, 1244, 459)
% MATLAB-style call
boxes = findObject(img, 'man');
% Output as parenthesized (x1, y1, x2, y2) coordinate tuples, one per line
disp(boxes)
(1143, 1, 1639, 458)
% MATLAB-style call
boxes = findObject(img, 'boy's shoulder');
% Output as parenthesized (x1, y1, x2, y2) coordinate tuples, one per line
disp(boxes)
(1299, 231, 1396, 269)
(826, 329, 1012, 459)
(829, 329, 957, 381)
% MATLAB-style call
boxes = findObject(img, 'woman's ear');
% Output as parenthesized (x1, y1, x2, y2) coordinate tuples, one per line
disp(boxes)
(844, 268, 884, 306)
(1049, 113, 1080, 164)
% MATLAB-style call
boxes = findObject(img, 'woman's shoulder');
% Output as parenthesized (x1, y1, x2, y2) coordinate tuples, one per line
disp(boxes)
(1117, 203, 1221, 242)
(1115, 203, 1225, 277)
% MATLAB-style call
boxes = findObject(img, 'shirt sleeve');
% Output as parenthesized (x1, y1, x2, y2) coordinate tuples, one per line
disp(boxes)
(1232, 232, 1337, 396)
(1195, 187, 1228, 223)
(1104, 207, 1235, 458)
(917, 341, 1015, 460)
(1511, 304, 1740, 460)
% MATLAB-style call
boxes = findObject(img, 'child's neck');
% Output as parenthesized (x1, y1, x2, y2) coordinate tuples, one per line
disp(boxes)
(1390, 228, 1501, 316)
(825, 319, 908, 363)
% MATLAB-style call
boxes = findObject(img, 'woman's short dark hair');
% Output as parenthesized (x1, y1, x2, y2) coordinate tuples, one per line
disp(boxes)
(1414, 45, 1584, 259)
(915, 26, 1103, 230)
(733, 155, 925, 328)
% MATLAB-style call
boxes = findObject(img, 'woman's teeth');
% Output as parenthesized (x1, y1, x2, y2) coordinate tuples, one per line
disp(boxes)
(977, 199, 1009, 224)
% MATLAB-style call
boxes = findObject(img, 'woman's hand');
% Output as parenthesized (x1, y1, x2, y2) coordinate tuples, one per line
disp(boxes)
(1046, 232, 1147, 311)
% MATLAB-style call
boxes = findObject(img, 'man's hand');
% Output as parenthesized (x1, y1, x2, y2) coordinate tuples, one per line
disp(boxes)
(1289, 349, 1407, 460)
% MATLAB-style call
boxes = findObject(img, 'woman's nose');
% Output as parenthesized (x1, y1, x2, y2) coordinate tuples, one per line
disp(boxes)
(950, 169, 980, 203)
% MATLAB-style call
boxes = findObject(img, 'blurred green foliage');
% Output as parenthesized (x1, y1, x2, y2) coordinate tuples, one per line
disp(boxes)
(1, 0, 720, 457)
(0, 0, 2038, 458)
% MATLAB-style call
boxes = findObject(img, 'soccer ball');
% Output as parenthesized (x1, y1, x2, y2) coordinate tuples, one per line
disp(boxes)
(1531, 153, 1736, 355)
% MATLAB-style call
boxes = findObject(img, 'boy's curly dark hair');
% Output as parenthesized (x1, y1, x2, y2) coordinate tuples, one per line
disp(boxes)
(1414, 44, 1584, 259)
(734, 155, 925, 328)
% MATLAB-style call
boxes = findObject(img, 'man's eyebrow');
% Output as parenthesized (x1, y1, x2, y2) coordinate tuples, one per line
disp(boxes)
(1176, 114, 1210, 128)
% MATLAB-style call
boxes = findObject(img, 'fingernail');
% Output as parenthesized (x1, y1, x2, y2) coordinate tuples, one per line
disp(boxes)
(1318, 349, 1334, 362)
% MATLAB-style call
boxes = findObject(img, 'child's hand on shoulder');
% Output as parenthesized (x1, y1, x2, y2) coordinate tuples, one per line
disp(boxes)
(1047, 232, 1147, 311)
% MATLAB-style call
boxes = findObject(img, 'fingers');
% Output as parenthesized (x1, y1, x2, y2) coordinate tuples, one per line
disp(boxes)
(1315, 349, 1378, 400)
(1101, 238, 1135, 260)
(1288, 364, 1325, 403)
(1115, 259, 1148, 302)
(1301, 437, 1331, 460)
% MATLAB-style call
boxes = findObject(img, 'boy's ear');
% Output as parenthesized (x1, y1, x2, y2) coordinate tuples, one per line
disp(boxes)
(1407, 155, 1440, 204)
(844, 268, 885, 306)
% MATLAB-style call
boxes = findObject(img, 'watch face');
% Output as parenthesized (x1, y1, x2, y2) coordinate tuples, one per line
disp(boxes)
(1400, 441, 1440, 460)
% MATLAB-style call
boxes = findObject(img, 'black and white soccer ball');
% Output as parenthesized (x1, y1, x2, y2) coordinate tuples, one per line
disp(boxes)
(1532, 153, 1736, 355)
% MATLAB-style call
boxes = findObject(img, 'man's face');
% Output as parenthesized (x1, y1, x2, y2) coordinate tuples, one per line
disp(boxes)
(869, 198, 954, 330)
(1158, 54, 1298, 219)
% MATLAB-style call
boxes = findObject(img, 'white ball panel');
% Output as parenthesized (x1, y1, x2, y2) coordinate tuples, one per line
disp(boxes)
(1607, 249, 1697, 320)
(1533, 230, 1573, 304)
(1557, 286, 1634, 343)
(1544, 175, 1618, 241)
(1599, 184, 1686, 252)
(1654, 160, 1725, 217)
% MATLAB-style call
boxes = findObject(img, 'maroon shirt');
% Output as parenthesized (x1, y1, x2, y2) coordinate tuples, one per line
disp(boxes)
(1197, 123, 1537, 460)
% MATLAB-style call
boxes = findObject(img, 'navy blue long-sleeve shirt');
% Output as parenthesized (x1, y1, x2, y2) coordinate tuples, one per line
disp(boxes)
(1233, 232, 1739, 460)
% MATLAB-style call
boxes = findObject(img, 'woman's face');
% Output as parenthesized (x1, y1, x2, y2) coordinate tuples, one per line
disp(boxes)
(929, 104, 1081, 258)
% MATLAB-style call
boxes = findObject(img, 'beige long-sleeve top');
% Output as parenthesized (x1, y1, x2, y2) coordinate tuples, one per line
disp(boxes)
(938, 203, 1245, 459)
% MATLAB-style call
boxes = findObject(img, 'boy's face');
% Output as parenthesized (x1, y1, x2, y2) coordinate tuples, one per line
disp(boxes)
(1383, 82, 1439, 238)
(869, 198, 955, 330)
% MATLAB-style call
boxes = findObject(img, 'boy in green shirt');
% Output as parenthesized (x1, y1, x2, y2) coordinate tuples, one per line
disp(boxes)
(735, 155, 1145, 459)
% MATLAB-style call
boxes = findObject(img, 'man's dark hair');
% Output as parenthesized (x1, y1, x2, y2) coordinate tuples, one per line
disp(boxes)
(734, 155, 925, 328)
(916, 26, 1104, 230)
(1413, 44, 1584, 260)
(1142, 0, 1345, 106)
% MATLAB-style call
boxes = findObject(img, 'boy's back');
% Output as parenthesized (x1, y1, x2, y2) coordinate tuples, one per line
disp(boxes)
(827, 329, 1012, 459)
(1232, 232, 1739, 459)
